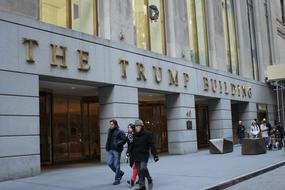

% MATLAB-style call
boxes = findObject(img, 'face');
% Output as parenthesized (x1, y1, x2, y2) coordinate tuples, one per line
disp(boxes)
(109, 121, 116, 129)
(128, 126, 133, 133)
(135, 125, 142, 133)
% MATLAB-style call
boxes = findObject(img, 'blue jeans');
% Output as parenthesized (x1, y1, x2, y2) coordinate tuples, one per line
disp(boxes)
(263, 137, 269, 146)
(107, 150, 122, 181)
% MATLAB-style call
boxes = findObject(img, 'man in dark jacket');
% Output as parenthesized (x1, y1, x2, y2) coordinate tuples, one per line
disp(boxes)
(106, 119, 127, 185)
(131, 119, 159, 190)
(237, 120, 246, 144)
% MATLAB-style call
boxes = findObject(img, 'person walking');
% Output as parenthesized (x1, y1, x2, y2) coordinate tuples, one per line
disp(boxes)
(131, 119, 159, 190)
(237, 120, 246, 144)
(250, 120, 260, 138)
(105, 119, 127, 185)
(126, 123, 138, 187)
(276, 122, 284, 149)
(260, 119, 269, 147)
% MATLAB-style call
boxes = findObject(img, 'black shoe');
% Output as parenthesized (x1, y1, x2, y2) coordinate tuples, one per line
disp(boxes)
(148, 182, 153, 190)
(119, 171, 124, 180)
(127, 180, 135, 187)
(113, 180, 120, 185)
(136, 180, 140, 185)
(135, 186, 146, 190)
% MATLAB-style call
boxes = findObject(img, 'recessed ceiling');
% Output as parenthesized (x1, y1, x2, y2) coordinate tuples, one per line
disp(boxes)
(40, 80, 98, 96)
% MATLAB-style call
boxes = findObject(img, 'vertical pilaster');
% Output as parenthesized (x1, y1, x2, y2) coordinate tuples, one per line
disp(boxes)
(209, 99, 233, 140)
(238, 102, 257, 132)
(166, 93, 197, 154)
(99, 85, 138, 162)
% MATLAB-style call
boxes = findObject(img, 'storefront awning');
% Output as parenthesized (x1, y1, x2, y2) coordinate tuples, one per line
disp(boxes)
(266, 64, 285, 81)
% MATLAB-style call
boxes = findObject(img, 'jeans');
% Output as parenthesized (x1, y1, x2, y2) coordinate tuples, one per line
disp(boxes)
(107, 150, 122, 181)
(238, 138, 244, 145)
(136, 161, 152, 187)
(263, 137, 269, 146)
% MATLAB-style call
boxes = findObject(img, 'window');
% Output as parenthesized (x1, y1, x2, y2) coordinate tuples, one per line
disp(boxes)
(281, 0, 285, 23)
(40, 0, 97, 36)
(133, 0, 166, 54)
(222, 0, 239, 75)
(247, 0, 259, 80)
(186, 0, 209, 66)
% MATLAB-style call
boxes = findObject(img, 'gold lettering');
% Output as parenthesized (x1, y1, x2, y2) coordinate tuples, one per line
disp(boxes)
(237, 85, 241, 96)
(211, 79, 217, 93)
(219, 81, 223, 94)
(119, 59, 129, 78)
(153, 66, 162, 84)
(168, 69, 179, 86)
(247, 87, 252, 98)
(136, 63, 147, 81)
(203, 77, 209, 91)
(183, 73, 190, 88)
(224, 82, 229, 95)
(22, 38, 38, 63)
(50, 44, 67, 68)
(241, 85, 247, 97)
(231, 83, 236, 96)
(77, 50, 90, 71)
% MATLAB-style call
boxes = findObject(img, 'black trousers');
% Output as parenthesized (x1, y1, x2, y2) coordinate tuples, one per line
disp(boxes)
(136, 161, 152, 187)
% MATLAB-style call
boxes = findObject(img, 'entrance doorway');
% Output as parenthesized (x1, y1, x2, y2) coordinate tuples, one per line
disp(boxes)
(195, 104, 210, 149)
(40, 92, 100, 165)
(139, 92, 168, 153)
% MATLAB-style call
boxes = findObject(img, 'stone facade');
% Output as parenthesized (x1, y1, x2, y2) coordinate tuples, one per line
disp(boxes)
(0, 0, 284, 182)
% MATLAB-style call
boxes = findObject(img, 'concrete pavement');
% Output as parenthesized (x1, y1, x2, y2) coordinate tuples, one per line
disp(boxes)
(0, 146, 284, 190)
(226, 165, 285, 190)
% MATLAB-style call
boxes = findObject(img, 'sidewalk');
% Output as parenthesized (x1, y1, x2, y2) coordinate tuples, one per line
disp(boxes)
(0, 146, 284, 190)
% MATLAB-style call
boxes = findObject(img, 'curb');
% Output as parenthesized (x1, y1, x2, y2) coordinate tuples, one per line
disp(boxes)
(205, 160, 285, 190)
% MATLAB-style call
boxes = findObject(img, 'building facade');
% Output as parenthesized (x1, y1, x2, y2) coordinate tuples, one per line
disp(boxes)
(0, 0, 284, 181)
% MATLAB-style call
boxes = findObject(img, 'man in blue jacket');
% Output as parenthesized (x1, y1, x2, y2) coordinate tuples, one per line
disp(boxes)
(106, 119, 127, 185)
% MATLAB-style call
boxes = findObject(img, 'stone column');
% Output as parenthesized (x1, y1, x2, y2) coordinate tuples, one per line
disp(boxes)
(0, 70, 40, 181)
(208, 99, 233, 140)
(99, 85, 138, 162)
(238, 102, 257, 133)
(166, 93, 197, 154)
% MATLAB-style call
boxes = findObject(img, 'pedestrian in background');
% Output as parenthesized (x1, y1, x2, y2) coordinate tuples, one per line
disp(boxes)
(237, 120, 246, 144)
(106, 119, 127, 185)
(260, 119, 269, 147)
(250, 120, 260, 138)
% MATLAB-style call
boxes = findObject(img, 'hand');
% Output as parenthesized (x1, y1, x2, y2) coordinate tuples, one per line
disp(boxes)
(126, 153, 130, 157)
(154, 156, 159, 162)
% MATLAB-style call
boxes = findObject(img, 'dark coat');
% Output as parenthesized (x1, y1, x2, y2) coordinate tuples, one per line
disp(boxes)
(106, 127, 126, 152)
(237, 124, 246, 138)
(126, 132, 135, 167)
(130, 129, 158, 162)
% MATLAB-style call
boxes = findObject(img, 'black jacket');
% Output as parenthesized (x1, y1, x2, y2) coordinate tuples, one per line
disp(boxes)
(130, 129, 158, 162)
(106, 127, 126, 152)
(126, 132, 135, 167)
(237, 124, 246, 138)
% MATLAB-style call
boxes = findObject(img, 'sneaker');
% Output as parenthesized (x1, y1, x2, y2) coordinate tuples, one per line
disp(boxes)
(148, 180, 153, 190)
(113, 180, 120, 185)
(127, 180, 135, 187)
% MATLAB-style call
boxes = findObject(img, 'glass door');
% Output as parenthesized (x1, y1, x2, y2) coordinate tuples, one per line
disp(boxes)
(139, 102, 168, 153)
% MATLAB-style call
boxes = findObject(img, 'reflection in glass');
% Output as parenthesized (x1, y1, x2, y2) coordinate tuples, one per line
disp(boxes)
(40, 0, 97, 35)
(247, 0, 259, 80)
(187, 0, 209, 66)
(71, 0, 96, 35)
(40, 0, 68, 28)
(133, 0, 166, 54)
(223, 0, 239, 75)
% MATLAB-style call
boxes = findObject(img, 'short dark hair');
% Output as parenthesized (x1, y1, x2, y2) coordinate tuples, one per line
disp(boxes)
(109, 119, 118, 127)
